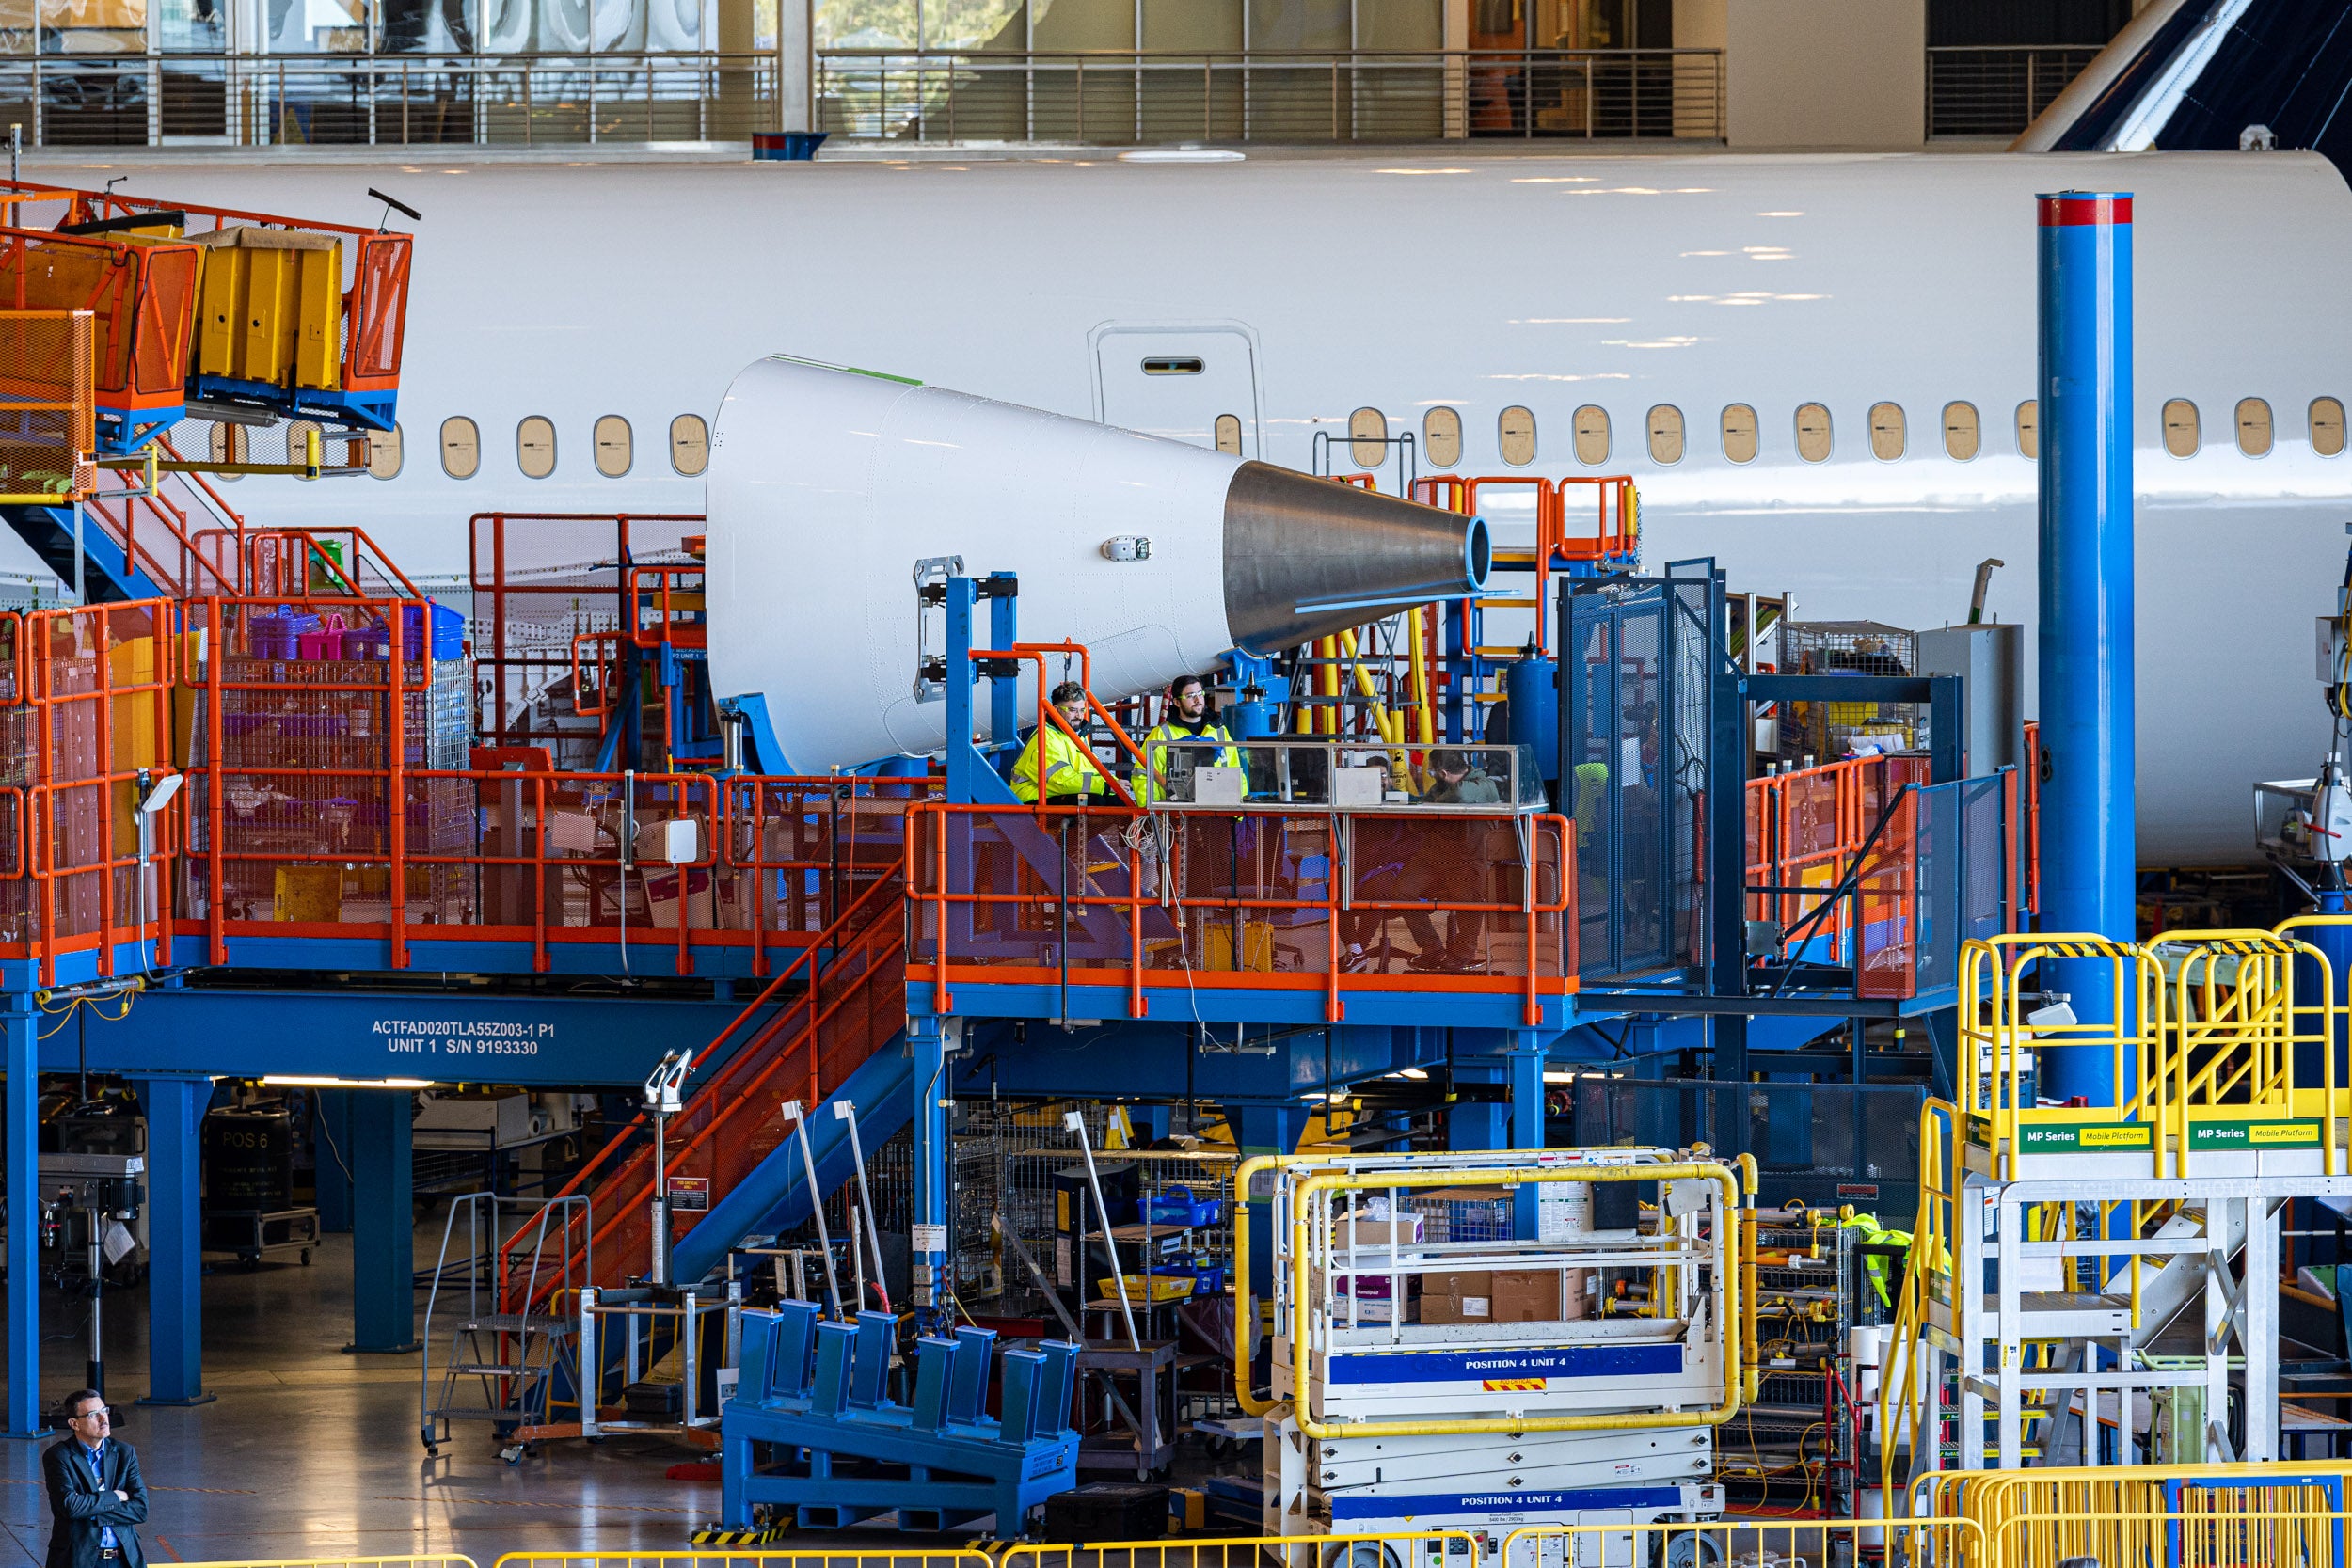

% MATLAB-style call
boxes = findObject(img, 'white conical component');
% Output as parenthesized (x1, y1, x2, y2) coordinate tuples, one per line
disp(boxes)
(705, 356, 1486, 773)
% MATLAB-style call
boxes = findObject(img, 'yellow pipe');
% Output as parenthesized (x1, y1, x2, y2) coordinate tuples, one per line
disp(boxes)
(1281, 1163, 1743, 1439)
(1734, 1151, 1761, 1403)
(1407, 605, 1434, 749)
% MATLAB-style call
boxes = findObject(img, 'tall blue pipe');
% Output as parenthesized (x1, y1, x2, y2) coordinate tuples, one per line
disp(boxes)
(2037, 190, 2136, 1105)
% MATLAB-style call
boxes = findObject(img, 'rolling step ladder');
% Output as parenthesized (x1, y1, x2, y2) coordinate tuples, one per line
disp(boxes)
(420, 1192, 590, 1461)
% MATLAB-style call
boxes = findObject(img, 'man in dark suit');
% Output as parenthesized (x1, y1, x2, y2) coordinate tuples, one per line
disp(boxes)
(43, 1390, 147, 1568)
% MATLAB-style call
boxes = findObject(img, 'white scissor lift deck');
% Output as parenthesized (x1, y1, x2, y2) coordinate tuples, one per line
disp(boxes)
(1251, 1148, 1745, 1568)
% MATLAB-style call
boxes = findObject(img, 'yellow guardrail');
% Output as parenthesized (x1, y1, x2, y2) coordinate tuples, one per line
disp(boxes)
(494, 1554, 992, 1568)
(182, 1559, 478, 1568)
(1280, 1159, 1742, 1440)
(1503, 1516, 1986, 1568)
(1959, 931, 2162, 1180)
(1000, 1531, 1472, 1568)
(1918, 1461, 2352, 1563)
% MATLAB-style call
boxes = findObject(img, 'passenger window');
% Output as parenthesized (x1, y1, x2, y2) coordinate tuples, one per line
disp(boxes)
(367, 424, 404, 480)
(2314, 398, 2347, 458)
(1942, 402, 1979, 461)
(1646, 404, 1684, 466)
(440, 416, 481, 480)
(1349, 407, 1387, 469)
(1794, 404, 1832, 463)
(2015, 400, 2038, 459)
(1720, 404, 1757, 464)
(1143, 356, 1203, 375)
(1423, 406, 1463, 468)
(2235, 397, 2272, 457)
(594, 414, 632, 478)
(1868, 402, 1905, 461)
(2162, 399, 2200, 458)
(1500, 405, 1537, 467)
(208, 420, 246, 482)
(518, 416, 557, 479)
(669, 414, 709, 476)
(1571, 405, 1609, 466)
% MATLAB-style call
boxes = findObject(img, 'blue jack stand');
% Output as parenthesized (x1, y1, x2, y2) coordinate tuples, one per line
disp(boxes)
(722, 1304, 1082, 1535)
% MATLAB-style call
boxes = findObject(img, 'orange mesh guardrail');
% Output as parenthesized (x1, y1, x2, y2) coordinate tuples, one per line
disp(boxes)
(907, 800, 1574, 1026)
(0, 228, 201, 420)
(0, 309, 96, 503)
(5, 600, 180, 984)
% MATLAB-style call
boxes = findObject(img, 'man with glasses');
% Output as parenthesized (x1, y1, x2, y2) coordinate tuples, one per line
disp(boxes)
(44, 1390, 147, 1568)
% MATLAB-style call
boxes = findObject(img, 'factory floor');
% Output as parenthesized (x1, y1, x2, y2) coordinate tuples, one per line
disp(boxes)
(1, 1215, 727, 1565)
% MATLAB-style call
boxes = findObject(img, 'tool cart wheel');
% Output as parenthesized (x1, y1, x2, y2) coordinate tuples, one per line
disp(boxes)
(1322, 1542, 1403, 1568)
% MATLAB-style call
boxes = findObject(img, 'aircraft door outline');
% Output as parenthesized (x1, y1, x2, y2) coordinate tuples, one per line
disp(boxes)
(1089, 321, 1265, 460)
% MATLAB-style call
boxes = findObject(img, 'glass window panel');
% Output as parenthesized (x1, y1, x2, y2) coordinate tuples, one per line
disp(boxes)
(1794, 403, 1831, 463)
(1942, 402, 1979, 461)
(1646, 404, 1683, 465)
(670, 413, 709, 475)
(2235, 397, 2272, 457)
(2015, 400, 2037, 459)
(594, 413, 632, 477)
(2312, 397, 2346, 458)
(441, 417, 480, 480)
(517, 415, 557, 478)
(1867, 402, 1904, 461)
(1572, 404, 1609, 465)
(2162, 398, 2200, 458)
(1248, 0, 1344, 47)
(1423, 406, 1462, 468)
(1500, 405, 1537, 466)
(368, 424, 404, 480)
(1721, 404, 1756, 464)
(1349, 407, 1387, 469)
(1214, 413, 1242, 455)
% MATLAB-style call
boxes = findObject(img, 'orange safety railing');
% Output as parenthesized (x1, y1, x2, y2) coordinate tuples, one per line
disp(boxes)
(623, 562, 707, 649)
(0, 227, 202, 423)
(192, 527, 424, 602)
(0, 309, 96, 504)
(907, 800, 1575, 1026)
(1744, 753, 1930, 962)
(979, 640, 1152, 809)
(4, 600, 180, 984)
(522, 863, 909, 1300)
(2024, 718, 2042, 916)
(2, 179, 416, 406)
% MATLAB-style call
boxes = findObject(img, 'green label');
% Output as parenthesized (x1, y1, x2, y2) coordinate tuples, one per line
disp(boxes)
(2015, 1120, 2153, 1153)
(2186, 1118, 2322, 1151)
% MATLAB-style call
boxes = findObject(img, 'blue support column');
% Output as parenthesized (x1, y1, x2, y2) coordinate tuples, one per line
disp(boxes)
(1232, 1104, 1306, 1304)
(2036, 189, 2136, 1104)
(1509, 1039, 1546, 1233)
(6, 993, 49, 1437)
(345, 1089, 420, 1354)
(908, 1014, 951, 1334)
(134, 1075, 215, 1407)
(314, 1089, 354, 1234)
(1448, 1062, 1508, 1151)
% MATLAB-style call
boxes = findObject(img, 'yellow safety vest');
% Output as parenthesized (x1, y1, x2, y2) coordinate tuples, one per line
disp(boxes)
(1137, 720, 1241, 804)
(1010, 724, 1110, 803)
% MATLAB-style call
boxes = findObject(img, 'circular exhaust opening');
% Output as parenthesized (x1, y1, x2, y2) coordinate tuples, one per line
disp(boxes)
(1466, 516, 1492, 588)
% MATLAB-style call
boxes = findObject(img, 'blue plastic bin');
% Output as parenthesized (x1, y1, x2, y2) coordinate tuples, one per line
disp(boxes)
(1138, 1186, 1222, 1227)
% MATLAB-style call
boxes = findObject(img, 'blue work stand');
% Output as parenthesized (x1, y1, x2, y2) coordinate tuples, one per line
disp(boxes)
(722, 1304, 1082, 1534)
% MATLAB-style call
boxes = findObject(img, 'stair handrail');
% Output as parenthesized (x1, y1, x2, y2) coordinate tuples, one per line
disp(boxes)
(519, 867, 906, 1303)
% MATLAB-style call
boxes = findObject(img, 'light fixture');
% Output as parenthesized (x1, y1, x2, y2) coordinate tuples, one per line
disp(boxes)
(1543, 1070, 1576, 1084)
(261, 1075, 435, 1089)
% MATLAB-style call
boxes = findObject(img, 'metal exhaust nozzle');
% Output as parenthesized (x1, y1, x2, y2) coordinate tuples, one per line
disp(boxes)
(1223, 460, 1490, 654)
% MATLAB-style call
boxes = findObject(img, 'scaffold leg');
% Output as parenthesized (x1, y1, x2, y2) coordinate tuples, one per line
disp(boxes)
(347, 1089, 421, 1354)
(135, 1075, 215, 1407)
(909, 1014, 951, 1335)
(5, 994, 48, 1437)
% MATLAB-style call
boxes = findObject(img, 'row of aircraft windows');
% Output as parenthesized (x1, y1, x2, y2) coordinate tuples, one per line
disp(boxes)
(206, 416, 716, 480)
(1315, 398, 2352, 467)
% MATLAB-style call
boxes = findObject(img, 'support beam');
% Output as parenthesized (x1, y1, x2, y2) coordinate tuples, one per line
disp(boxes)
(1232, 1103, 1306, 1302)
(5, 993, 49, 1437)
(1448, 1063, 1508, 1151)
(908, 1015, 951, 1334)
(134, 1075, 215, 1407)
(1509, 1038, 1547, 1233)
(345, 1089, 420, 1354)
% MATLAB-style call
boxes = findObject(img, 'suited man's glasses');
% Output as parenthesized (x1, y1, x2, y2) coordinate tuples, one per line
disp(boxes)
(70, 1406, 113, 1425)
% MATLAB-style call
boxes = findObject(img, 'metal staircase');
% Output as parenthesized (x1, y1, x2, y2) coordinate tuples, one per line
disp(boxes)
(521, 864, 911, 1307)
(3, 440, 247, 602)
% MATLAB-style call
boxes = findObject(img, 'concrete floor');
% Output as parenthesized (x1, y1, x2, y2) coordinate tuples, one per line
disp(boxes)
(2, 1225, 724, 1566)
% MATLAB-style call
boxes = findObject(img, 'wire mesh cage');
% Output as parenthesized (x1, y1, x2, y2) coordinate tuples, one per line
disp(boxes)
(1779, 620, 1926, 764)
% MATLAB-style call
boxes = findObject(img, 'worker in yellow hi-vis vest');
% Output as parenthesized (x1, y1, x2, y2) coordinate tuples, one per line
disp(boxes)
(1010, 681, 1111, 805)
(1136, 673, 1241, 804)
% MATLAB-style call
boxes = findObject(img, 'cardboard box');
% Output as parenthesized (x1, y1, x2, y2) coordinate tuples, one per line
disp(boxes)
(1328, 1214, 1422, 1250)
(1419, 1269, 1565, 1323)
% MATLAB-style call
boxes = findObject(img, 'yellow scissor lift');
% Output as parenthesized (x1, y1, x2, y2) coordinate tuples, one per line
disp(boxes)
(1883, 922, 2352, 1490)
